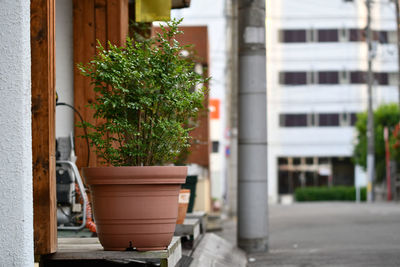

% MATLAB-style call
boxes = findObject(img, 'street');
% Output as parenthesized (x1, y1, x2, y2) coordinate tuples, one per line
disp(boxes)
(218, 203, 400, 267)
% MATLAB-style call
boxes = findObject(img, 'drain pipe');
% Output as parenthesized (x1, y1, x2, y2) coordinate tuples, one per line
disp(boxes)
(237, 0, 268, 253)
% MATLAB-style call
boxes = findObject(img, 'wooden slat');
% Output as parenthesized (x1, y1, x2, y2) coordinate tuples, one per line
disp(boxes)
(107, 0, 129, 47)
(73, 0, 98, 168)
(31, 0, 57, 255)
(74, 0, 129, 169)
(95, 0, 107, 49)
(47, 237, 181, 260)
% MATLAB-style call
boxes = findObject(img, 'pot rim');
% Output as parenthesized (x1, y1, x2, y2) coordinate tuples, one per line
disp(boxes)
(83, 165, 188, 185)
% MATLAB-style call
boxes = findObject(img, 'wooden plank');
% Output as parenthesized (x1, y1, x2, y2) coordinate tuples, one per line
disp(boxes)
(31, 0, 57, 255)
(73, 0, 129, 169)
(174, 219, 200, 238)
(186, 211, 208, 234)
(73, 0, 98, 169)
(45, 237, 181, 260)
(106, 0, 129, 46)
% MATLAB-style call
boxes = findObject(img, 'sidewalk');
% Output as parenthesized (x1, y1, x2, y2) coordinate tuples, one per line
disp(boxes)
(217, 202, 400, 267)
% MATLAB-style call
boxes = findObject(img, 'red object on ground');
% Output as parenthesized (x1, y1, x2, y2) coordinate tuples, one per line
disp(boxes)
(75, 183, 97, 233)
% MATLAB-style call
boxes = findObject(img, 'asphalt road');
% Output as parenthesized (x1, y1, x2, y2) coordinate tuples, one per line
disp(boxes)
(218, 202, 400, 267)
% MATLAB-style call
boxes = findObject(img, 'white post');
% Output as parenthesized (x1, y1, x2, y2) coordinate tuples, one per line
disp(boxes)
(0, 1, 33, 266)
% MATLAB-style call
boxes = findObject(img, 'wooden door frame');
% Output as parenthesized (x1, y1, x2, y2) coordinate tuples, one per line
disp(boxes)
(31, 0, 57, 255)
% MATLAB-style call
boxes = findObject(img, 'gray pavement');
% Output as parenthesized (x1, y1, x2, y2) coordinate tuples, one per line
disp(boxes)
(217, 202, 400, 267)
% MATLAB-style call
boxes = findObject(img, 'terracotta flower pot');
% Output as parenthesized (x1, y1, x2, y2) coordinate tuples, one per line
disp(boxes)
(83, 166, 187, 251)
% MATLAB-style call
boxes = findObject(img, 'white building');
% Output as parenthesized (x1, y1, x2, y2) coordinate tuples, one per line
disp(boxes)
(266, 0, 399, 203)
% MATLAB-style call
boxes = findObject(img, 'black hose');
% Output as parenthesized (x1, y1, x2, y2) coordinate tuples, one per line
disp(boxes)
(56, 102, 90, 167)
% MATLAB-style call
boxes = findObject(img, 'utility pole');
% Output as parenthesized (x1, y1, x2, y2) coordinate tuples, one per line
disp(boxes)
(237, 0, 268, 252)
(394, 0, 400, 106)
(226, 0, 239, 216)
(366, 0, 375, 202)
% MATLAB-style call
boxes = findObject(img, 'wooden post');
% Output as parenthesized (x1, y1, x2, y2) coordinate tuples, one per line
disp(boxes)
(31, 0, 58, 255)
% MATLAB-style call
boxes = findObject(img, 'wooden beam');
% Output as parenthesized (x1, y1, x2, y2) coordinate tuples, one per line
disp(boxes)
(31, 0, 57, 255)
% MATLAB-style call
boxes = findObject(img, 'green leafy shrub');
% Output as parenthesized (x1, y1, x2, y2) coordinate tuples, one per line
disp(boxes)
(295, 186, 366, 202)
(79, 19, 208, 166)
(353, 103, 400, 183)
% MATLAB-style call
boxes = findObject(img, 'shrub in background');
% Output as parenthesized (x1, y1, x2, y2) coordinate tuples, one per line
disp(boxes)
(295, 186, 366, 202)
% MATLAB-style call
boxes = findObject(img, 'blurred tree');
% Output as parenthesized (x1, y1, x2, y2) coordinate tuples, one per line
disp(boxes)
(353, 103, 400, 183)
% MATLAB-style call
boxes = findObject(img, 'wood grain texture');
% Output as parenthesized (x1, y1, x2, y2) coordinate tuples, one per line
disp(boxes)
(73, 0, 97, 168)
(31, 0, 57, 255)
(107, 0, 129, 47)
(73, 0, 129, 169)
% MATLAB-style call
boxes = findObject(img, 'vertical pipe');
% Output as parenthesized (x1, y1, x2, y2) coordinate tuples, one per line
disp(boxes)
(237, 0, 268, 253)
(395, 0, 400, 106)
(227, 0, 239, 216)
(366, 0, 375, 202)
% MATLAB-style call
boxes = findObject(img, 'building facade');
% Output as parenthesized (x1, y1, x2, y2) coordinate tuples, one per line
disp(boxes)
(266, 0, 399, 203)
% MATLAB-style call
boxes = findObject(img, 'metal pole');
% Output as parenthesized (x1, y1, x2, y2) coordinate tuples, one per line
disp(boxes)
(226, 0, 239, 216)
(394, 0, 400, 106)
(384, 127, 392, 201)
(366, 0, 375, 202)
(237, 0, 268, 253)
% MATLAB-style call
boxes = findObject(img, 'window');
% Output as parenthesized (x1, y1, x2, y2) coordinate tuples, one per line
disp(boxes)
(375, 72, 389, 85)
(279, 72, 307, 85)
(376, 31, 388, 44)
(350, 113, 358, 126)
(318, 157, 329, 164)
(280, 114, 308, 127)
(350, 71, 366, 84)
(349, 29, 366, 42)
(305, 157, 314, 165)
(293, 157, 301, 165)
(280, 30, 307, 43)
(212, 141, 219, 153)
(318, 71, 339, 84)
(317, 29, 339, 42)
(318, 113, 340, 126)
(278, 157, 288, 165)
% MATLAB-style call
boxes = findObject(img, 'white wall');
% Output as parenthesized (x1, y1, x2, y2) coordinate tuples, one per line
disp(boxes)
(267, 0, 398, 203)
(56, 0, 74, 138)
(0, 1, 33, 265)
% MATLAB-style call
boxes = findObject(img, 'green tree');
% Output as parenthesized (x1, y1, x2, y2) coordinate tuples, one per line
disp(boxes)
(353, 103, 400, 183)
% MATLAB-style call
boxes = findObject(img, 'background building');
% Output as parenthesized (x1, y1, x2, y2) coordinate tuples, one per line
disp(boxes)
(172, 1, 230, 210)
(266, 0, 399, 203)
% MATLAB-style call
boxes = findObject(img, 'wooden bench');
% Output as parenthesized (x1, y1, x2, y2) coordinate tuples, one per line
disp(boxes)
(185, 211, 207, 234)
(174, 218, 202, 250)
(40, 237, 182, 267)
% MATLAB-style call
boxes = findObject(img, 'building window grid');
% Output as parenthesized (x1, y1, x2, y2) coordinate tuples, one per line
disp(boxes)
(280, 28, 394, 44)
(280, 112, 359, 127)
(279, 70, 397, 86)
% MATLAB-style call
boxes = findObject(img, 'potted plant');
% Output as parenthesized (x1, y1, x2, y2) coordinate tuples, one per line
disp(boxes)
(79, 19, 208, 251)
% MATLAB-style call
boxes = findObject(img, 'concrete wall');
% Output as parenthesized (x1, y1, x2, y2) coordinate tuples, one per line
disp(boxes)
(0, 1, 33, 266)
(56, 0, 74, 138)
(267, 0, 398, 203)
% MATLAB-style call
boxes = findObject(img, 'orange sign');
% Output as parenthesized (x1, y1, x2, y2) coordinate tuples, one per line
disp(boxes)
(210, 99, 220, 119)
